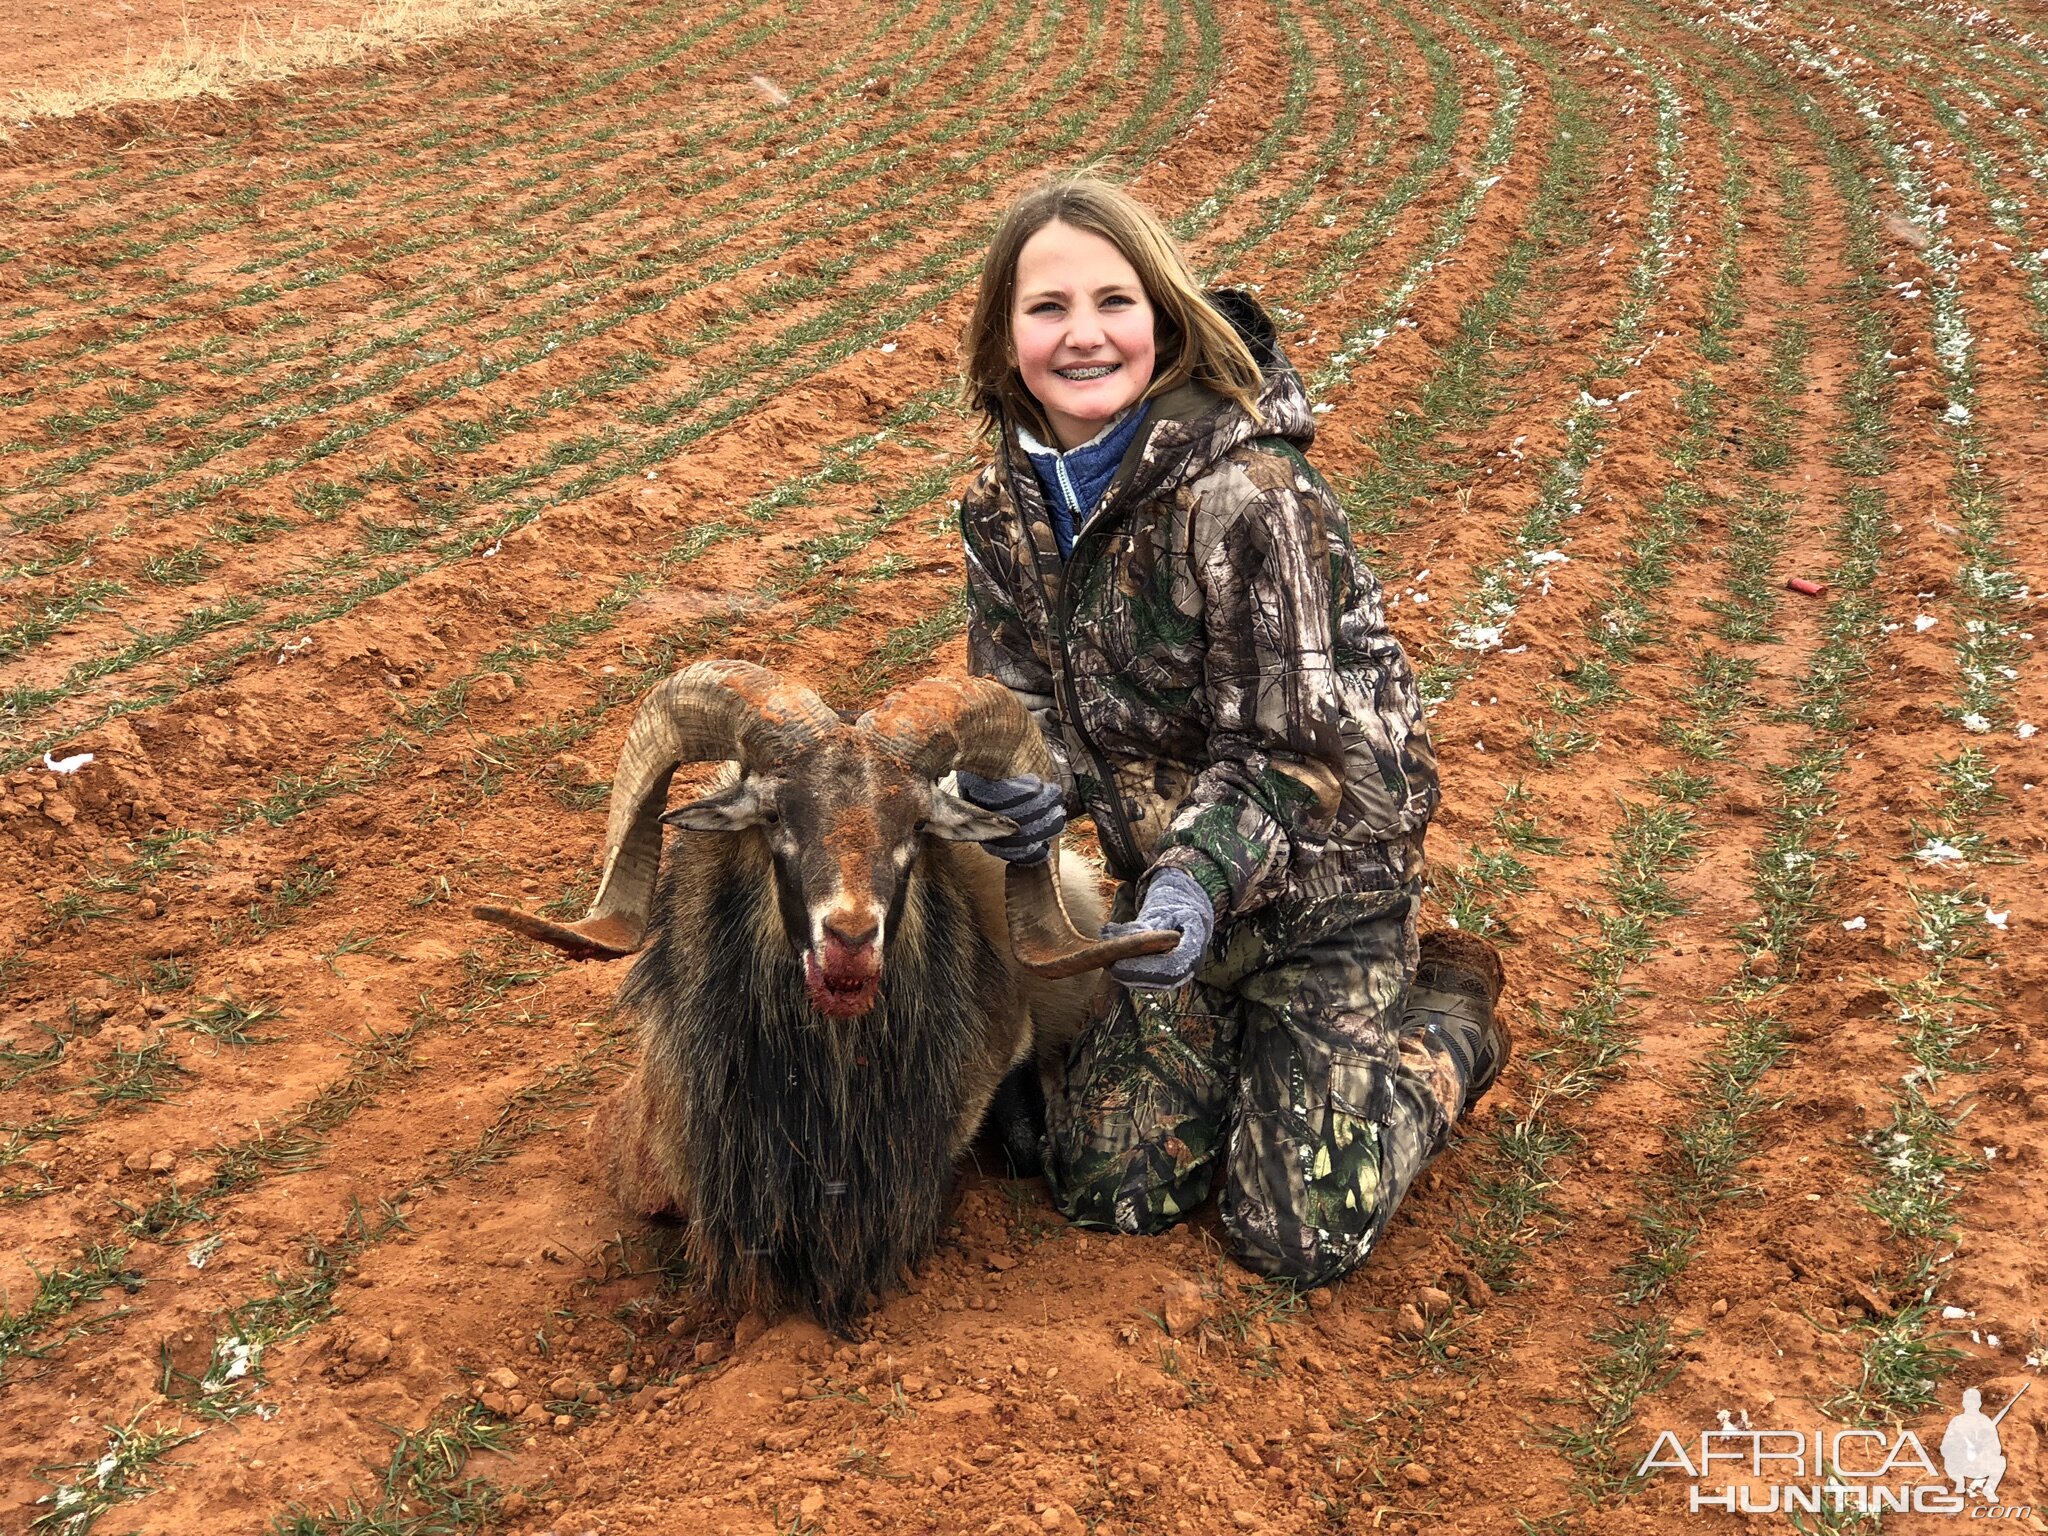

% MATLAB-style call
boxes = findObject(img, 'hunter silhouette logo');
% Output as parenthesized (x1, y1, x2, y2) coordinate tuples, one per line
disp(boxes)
(1637, 1384, 2033, 1518)
(1943, 1384, 2027, 1502)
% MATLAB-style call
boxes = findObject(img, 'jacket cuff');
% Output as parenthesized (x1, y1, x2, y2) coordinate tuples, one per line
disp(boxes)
(1148, 844, 1233, 916)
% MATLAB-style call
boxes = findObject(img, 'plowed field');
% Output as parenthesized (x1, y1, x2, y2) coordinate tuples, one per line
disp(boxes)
(2, 0, 2043, 1531)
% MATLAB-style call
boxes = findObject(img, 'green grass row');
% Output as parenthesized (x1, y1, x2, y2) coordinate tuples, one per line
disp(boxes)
(5, 0, 775, 363)
(0, 0, 1149, 750)
(2, 0, 1007, 526)
(1532, 73, 1847, 1494)
(1420, 30, 1690, 706)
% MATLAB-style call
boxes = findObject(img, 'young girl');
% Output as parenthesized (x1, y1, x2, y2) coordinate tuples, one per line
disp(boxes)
(952, 176, 1510, 1287)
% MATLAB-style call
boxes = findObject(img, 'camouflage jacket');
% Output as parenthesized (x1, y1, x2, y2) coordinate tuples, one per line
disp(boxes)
(961, 292, 1439, 922)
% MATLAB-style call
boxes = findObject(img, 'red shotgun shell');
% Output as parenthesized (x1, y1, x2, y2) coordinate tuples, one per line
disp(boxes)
(1785, 577, 1825, 596)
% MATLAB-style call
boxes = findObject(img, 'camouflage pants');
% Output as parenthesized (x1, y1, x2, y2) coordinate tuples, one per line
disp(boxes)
(1044, 888, 1466, 1287)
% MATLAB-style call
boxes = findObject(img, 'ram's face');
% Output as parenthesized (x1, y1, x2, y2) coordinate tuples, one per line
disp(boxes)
(662, 734, 1016, 1017)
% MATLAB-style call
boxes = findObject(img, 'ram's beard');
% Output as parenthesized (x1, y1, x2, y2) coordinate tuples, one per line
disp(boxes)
(623, 840, 1003, 1332)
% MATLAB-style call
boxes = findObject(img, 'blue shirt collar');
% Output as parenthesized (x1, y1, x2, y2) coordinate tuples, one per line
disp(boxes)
(1017, 402, 1151, 560)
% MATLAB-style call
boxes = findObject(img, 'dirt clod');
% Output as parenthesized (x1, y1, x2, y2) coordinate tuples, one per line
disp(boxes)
(1447, 1268, 1493, 1306)
(1160, 1279, 1209, 1337)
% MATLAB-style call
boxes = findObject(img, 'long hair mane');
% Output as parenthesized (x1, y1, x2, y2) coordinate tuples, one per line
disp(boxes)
(622, 837, 1004, 1332)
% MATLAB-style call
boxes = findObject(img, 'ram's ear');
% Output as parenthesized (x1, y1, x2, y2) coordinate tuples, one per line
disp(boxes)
(924, 787, 1019, 844)
(661, 777, 776, 831)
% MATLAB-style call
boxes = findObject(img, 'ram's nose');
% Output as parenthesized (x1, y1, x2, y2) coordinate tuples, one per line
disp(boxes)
(822, 915, 879, 952)
(816, 928, 881, 986)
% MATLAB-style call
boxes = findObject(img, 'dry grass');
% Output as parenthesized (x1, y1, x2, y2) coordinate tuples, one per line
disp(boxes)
(3, 0, 573, 130)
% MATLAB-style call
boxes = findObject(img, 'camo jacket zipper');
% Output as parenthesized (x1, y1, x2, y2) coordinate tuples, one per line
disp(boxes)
(1001, 447, 1146, 882)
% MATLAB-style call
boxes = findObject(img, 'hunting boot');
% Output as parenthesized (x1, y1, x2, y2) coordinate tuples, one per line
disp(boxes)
(1399, 929, 1510, 1119)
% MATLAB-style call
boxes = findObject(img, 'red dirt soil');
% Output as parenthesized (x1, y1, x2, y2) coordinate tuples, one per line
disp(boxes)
(0, 0, 2043, 1532)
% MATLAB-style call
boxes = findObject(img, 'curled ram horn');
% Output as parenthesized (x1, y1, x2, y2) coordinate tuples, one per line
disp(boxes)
(474, 660, 840, 960)
(860, 676, 1179, 979)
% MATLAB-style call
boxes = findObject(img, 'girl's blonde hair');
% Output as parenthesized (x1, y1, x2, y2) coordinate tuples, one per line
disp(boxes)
(962, 176, 1265, 444)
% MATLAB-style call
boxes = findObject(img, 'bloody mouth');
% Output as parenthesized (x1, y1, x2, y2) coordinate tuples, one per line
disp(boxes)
(803, 947, 881, 1018)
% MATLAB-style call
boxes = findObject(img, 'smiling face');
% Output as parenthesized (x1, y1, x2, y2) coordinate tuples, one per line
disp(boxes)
(1010, 219, 1157, 450)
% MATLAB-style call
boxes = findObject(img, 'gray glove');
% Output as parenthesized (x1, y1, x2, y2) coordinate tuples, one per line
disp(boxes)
(1104, 868, 1215, 991)
(954, 771, 1067, 864)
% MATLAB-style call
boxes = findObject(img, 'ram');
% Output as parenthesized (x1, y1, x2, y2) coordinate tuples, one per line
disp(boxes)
(478, 660, 1169, 1331)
